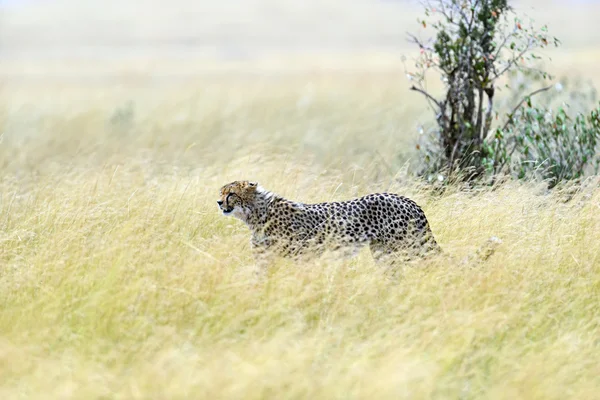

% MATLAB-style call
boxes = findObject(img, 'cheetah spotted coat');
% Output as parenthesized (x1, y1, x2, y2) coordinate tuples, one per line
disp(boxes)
(218, 181, 440, 264)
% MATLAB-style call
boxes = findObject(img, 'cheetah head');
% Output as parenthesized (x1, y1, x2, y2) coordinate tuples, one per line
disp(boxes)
(217, 180, 259, 220)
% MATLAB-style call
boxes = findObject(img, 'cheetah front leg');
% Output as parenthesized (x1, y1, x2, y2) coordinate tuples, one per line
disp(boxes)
(250, 236, 278, 279)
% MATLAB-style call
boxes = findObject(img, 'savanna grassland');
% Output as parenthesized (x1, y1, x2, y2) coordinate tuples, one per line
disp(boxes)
(1, 1, 600, 399)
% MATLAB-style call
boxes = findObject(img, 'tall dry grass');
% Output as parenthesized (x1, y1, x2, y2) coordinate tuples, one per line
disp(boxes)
(1, 74, 599, 399)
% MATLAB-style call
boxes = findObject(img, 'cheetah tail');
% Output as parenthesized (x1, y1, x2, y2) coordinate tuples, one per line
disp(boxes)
(461, 236, 502, 266)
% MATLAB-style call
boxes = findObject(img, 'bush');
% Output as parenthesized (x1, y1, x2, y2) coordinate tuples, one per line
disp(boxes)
(408, 0, 600, 187)
(497, 101, 600, 188)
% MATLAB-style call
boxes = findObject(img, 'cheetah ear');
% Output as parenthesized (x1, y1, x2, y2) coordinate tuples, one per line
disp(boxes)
(248, 181, 258, 187)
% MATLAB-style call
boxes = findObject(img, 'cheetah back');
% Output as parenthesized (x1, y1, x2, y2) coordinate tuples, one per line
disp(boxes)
(262, 193, 438, 257)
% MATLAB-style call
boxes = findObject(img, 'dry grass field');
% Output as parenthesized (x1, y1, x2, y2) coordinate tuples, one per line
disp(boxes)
(1, 1, 600, 399)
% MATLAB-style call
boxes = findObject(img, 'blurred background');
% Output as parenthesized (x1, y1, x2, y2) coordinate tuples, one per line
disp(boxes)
(2, 0, 600, 79)
(1, 0, 600, 178)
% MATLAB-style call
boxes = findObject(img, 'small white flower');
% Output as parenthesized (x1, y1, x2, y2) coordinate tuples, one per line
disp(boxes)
(555, 83, 563, 92)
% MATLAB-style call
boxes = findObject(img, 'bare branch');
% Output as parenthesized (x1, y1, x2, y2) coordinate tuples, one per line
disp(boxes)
(438, 3, 452, 22)
(491, 40, 534, 81)
(406, 33, 434, 52)
(410, 85, 442, 110)
(492, 31, 515, 62)
(466, 0, 480, 32)
(483, 89, 495, 140)
(475, 88, 485, 141)
(434, 0, 459, 25)
(502, 85, 553, 131)
(458, 8, 470, 26)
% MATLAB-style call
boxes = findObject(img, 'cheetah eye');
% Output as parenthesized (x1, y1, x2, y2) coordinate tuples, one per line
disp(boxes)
(226, 193, 240, 204)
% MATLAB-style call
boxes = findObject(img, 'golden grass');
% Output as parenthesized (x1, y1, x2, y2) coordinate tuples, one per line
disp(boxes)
(1, 72, 599, 399)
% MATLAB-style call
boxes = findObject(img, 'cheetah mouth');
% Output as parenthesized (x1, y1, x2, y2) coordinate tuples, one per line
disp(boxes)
(222, 207, 234, 214)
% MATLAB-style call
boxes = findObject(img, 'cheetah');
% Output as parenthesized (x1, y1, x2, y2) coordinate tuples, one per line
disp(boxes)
(217, 180, 442, 266)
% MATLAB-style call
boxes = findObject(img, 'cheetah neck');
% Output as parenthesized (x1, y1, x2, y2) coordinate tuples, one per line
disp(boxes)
(244, 187, 280, 231)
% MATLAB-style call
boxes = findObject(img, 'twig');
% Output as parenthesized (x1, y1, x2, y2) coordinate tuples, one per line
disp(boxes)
(492, 32, 514, 63)
(410, 85, 442, 110)
(406, 33, 433, 51)
(502, 85, 553, 131)
(491, 40, 533, 81)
